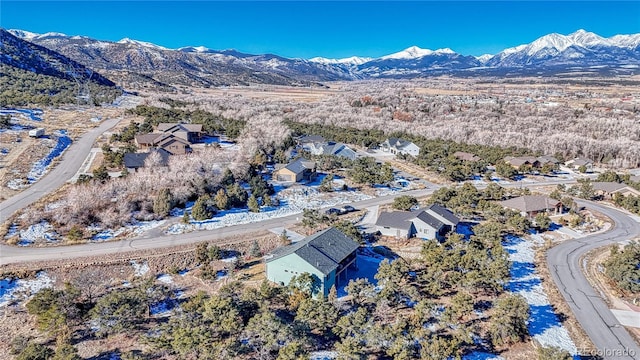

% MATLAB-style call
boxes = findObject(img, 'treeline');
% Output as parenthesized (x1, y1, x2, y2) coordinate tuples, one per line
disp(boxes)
(13, 185, 570, 359)
(604, 241, 640, 294)
(287, 121, 535, 181)
(0, 64, 121, 107)
(126, 105, 246, 139)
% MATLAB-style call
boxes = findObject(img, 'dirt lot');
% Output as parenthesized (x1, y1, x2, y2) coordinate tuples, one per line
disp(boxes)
(0, 106, 133, 201)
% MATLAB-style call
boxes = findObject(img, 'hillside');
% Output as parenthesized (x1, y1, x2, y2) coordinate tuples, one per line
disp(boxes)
(0, 29, 121, 106)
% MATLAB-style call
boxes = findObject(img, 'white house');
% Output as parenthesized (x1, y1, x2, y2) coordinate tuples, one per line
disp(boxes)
(381, 138, 420, 157)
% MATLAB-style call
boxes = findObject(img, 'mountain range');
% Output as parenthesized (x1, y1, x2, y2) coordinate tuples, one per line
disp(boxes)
(4, 28, 640, 88)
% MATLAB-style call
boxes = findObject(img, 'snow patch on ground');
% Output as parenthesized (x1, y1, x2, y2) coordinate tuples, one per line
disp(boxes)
(7, 130, 72, 190)
(157, 274, 173, 284)
(91, 220, 165, 241)
(26, 130, 72, 183)
(309, 350, 337, 360)
(131, 260, 149, 277)
(0, 108, 43, 121)
(0, 271, 54, 308)
(167, 187, 372, 234)
(16, 221, 58, 246)
(337, 253, 383, 297)
(503, 233, 577, 354)
(463, 351, 504, 360)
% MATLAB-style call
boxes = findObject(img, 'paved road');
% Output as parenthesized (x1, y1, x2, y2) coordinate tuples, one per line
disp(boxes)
(0, 187, 438, 265)
(0, 176, 582, 265)
(0, 118, 120, 224)
(547, 200, 640, 360)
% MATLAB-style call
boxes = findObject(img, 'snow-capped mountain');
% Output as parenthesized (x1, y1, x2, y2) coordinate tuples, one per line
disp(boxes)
(380, 46, 456, 60)
(309, 56, 373, 66)
(487, 29, 640, 68)
(475, 54, 493, 64)
(7, 29, 356, 86)
(117, 38, 169, 50)
(6, 28, 640, 86)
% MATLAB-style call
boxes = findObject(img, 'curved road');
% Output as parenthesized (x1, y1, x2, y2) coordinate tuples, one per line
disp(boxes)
(1, 130, 638, 358)
(547, 200, 640, 360)
(0, 118, 121, 224)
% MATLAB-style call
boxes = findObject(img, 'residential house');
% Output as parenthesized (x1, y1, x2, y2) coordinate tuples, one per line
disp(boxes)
(298, 135, 326, 146)
(504, 156, 540, 169)
(375, 204, 459, 240)
(123, 149, 171, 173)
(304, 141, 357, 160)
(536, 156, 560, 167)
(153, 133, 192, 155)
(134, 134, 161, 149)
(500, 195, 563, 218)
(453, 151, 481, 162)
(273, 157, 317, 182)
(381, 138, 420, 157)
(265, 227, 359, 297)
(592, 182, 640, 199)
(156, 123, 203, 143)
(134, 123, 202, 155)
(565, 157, 594, 172)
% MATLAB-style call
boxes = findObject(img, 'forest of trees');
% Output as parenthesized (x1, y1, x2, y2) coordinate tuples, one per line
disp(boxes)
(0, 64, 121, 107)
(145, 79, 640, 168)
(604, 241, 640, 294)
(13, 184, 553, 360)
(125, 105, 246, 140)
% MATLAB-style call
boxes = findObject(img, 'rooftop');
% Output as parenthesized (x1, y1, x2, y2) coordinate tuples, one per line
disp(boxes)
(267, 227, 360, 275)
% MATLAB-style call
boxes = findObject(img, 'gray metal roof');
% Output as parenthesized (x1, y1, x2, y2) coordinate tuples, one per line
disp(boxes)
(284, 157, 315, 175)
(427, 204, 460, 226)
(299, 135, 325, 144)
(267, 227, 359, 275)
(415, 211, 445, 230)
(387, 137, 417, 150)
(375, 210, 417, 230)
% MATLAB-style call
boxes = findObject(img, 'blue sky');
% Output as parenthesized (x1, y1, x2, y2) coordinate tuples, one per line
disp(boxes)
(2, 1, 639, 58)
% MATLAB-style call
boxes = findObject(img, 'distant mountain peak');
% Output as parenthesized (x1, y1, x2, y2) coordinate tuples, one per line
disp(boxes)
(309, 56, 373, 65)
(475, 54, 493, 63)
(8, 29, 68, 40)
(380, 46, 458, 60)
(178, 45, 212, 53)
(117, 37, 168, 50)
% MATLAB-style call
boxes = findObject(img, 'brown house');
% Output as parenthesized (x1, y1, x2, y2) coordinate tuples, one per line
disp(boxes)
(273, 158, 317, 182)
(454, 151, 481, 162)
(592, 182, 640, 199)
(501, 195, 563, 218)
(134, 122, 202, 155)
(156, 123, 203, 143)
(504, 156, 540, 169)
(154, 134, 192, 155)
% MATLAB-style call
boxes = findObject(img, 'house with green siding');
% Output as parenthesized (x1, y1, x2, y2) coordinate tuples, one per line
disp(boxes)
(265, 227, 360, 297)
